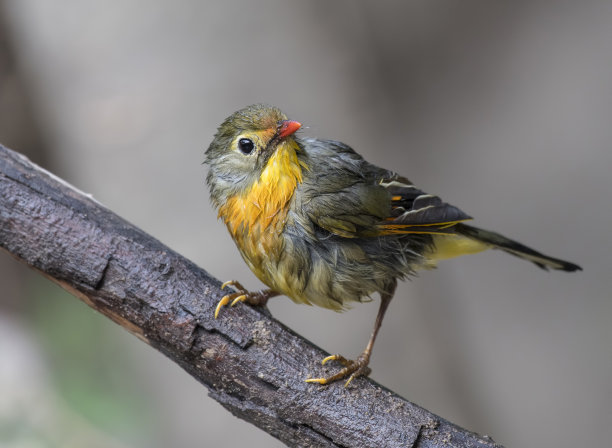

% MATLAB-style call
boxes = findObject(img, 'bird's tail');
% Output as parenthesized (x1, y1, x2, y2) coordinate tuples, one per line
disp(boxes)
(454, 223, 582, 272)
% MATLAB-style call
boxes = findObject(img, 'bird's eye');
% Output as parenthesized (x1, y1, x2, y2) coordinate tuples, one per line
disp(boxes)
(238, 138, 255, 155)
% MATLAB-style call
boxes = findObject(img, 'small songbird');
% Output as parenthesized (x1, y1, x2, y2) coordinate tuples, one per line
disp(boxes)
(205, 104, 581, 386)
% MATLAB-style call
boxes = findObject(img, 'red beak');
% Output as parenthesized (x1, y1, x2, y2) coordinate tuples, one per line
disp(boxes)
(277, 120, 302, 138)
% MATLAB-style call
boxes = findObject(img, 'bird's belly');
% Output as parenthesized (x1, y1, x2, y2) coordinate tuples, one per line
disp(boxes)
(274, 233, 412, 311)
(232, 225, 426, 311)
(232, 228, 281, 282)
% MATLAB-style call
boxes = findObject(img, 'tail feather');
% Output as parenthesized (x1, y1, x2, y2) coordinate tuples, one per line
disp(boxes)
(454, 223, 582, 272)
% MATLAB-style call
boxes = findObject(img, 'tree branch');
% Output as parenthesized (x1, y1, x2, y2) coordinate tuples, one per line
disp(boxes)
(0, 143, 502, 448)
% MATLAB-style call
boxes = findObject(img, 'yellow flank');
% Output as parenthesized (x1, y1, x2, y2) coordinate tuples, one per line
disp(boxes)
(426, 234, 490, 262)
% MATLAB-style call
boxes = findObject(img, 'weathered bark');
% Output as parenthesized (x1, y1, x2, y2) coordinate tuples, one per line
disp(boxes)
(0, 143, 502, 448)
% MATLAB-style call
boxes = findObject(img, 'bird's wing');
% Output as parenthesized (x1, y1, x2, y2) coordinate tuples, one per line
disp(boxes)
(376, 177, 472, 235)
(299, 139, 471, 238)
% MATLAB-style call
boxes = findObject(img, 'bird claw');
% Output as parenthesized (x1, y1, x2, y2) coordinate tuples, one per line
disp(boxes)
(221, 280, 245, 291)
(215, 281, 248, 318)
(321, 354, 351, 367)
(305, 353, 372, 387)
(230, 294, 247, 306)
(214, 280, 274, 318)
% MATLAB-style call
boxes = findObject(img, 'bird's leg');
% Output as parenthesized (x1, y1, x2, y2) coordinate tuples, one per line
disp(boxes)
(214, 280, 279, 318)
(306, 284, 396, 387)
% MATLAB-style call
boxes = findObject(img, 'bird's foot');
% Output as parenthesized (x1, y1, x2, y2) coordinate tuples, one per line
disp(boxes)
(305, 352, 372, 387)
(214, 280, 273, 318)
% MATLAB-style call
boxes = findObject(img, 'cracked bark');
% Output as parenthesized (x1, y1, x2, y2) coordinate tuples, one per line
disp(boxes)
(0, 143, 503, 448)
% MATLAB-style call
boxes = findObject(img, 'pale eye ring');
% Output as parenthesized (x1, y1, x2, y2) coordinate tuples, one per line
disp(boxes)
(238, 138, 255, 155)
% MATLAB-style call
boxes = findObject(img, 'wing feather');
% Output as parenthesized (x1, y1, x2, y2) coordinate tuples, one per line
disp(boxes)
(377, 179, 472, 235)
(298, 138, 471, 238)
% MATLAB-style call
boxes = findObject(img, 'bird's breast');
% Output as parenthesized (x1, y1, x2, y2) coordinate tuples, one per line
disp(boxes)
(217, 142, 306, 275)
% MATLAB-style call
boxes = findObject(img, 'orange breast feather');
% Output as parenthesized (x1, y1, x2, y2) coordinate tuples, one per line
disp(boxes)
(218, 142, 306, 261)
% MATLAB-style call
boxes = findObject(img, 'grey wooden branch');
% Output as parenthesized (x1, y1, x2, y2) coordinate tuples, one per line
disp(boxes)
(0, 143, 503, 448)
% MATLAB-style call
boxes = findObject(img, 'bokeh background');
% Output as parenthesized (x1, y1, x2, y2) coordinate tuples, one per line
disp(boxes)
(1, 1, 610, 447)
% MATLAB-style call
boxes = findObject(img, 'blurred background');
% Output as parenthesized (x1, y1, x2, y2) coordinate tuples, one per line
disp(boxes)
(0, 1, 610, 447)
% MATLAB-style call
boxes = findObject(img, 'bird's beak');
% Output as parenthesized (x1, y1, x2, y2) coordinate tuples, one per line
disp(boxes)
(277, 120, 301, 139)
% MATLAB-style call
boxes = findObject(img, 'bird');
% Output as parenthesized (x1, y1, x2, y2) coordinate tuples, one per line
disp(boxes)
(204, 104, 581, 386)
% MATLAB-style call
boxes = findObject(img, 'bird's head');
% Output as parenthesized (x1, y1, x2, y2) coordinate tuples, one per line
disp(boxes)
(205, 104, 303, 209)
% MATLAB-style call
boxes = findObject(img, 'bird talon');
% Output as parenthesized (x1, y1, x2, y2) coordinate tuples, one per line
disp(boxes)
(221, 280, 244, 291)
(216, 280, 249, 318)
(306, 353, 371, 386)
(230, 294, 247, 307)
(343, 365, 370, 387)
(321, 354, 351, 366)
(343, 376, 356, 388)
(214, 295, 232, 319)
(214, 282, 277, 318)
(321, 355, 337, 365)
(305, 377, 329, 385)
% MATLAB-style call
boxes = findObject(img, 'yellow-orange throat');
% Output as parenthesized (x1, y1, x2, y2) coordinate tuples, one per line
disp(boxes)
(218, 140, 306, 238)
